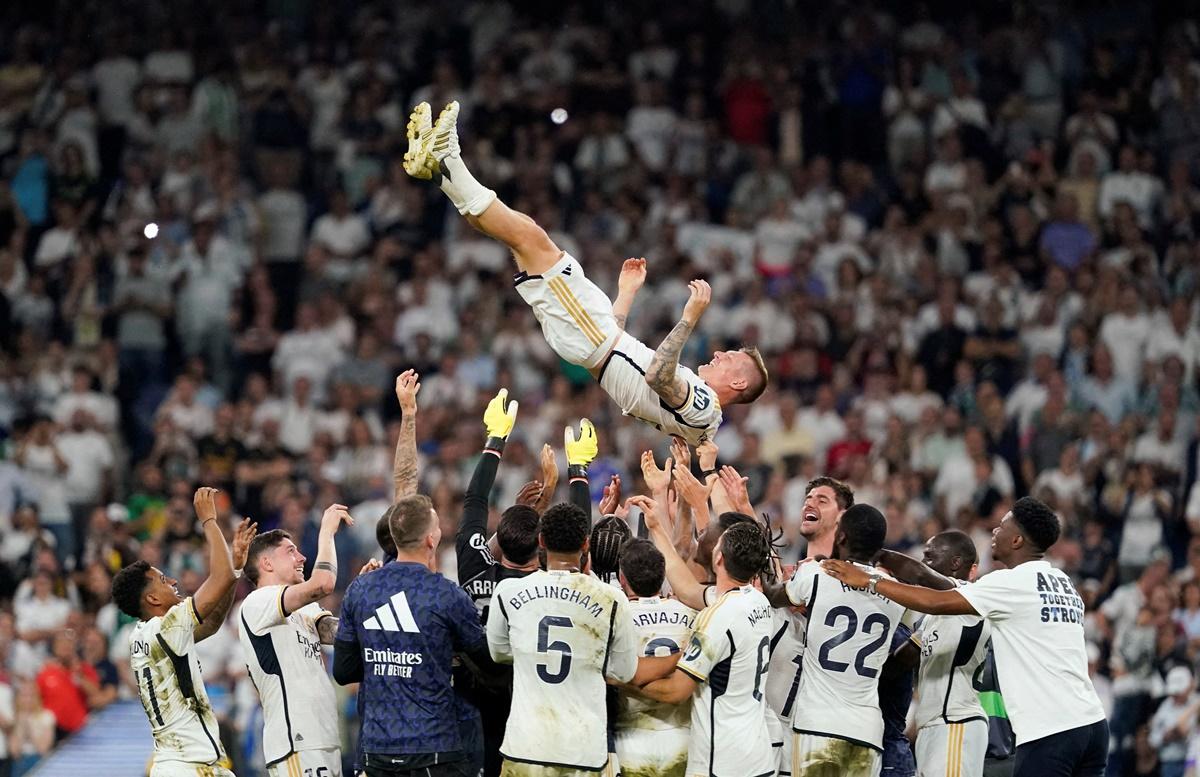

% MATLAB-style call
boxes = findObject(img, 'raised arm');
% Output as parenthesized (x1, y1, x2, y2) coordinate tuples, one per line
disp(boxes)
(459, 389, 518, 577)
(565, 419, 598, 522)
(628, 495, 709, 611)
(392, 370, 421, 499)
(534, 444, 560, 516)
(281, 504, 353, 615)
(646, 279, 710, 408)
(195, 516, 257, 641)
(875, 549, 957, 591)
(191, 488, 244, 622)
(822, 559, 977, 616)
(612, 257, 646, 331)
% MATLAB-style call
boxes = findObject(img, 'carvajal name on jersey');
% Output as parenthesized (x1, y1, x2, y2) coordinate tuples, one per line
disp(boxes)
(633, 609, 694, 629)
(507, 584, 606, 618)
(365, 647, 424, 677)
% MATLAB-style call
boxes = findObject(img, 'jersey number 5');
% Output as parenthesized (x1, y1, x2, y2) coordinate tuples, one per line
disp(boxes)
(537, 615, 573, 684)
(817, 606, 891, 678)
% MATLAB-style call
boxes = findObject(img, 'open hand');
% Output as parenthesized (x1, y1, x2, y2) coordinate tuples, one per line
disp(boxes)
(618, 257, 647, 296)
(395, 370, 421, 413)
(193, 487, 219, 525)
(231, 518, 258, 569)
(320, 504, 354, 534)
(640, 451, 672, 493)
(681, 279, 711, 326)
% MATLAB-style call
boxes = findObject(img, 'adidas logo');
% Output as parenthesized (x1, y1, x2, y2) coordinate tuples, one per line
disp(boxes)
(295, 733, 304, 742)
(363, 591, 421, 633)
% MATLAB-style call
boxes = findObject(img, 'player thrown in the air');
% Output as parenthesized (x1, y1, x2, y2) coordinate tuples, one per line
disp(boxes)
(403, 101, 768, 445)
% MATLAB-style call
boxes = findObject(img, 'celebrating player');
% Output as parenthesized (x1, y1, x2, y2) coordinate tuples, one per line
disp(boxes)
(822, 497, 1108, 777)
(613, 538, 696, 777)
(770, 504, 910, 777)
(237, 503, 357, 777)
(876, 530, 991, 777)
(631, 497, 777, 777)
(402, 101, 768, 445)
(111, 487, 256, 777)
(486, 500, 675, 776)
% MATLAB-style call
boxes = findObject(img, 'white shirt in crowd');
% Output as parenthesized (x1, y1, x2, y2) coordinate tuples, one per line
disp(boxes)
(1099, 310, 1152, 384)
(56, 428, 114, 505)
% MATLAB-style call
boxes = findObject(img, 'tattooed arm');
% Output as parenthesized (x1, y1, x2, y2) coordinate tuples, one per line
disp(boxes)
(645, 280, 710, 407)
(316, 615, 339, 645)
(393, 371, 421, 499)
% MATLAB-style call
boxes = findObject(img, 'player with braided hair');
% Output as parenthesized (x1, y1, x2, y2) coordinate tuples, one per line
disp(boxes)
(590, 515, 632, 586)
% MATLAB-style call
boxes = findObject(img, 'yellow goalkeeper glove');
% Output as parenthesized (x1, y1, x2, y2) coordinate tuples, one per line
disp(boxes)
(564, 419, 598, 468)
(484, 388, 519, 441)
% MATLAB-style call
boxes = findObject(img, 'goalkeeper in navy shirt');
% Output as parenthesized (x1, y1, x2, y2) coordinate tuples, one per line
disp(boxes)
(334, 493, 493, 777)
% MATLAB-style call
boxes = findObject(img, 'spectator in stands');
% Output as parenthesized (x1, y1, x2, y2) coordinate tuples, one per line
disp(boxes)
(34, 631, 94, 741)
(10, 681, 54, 777)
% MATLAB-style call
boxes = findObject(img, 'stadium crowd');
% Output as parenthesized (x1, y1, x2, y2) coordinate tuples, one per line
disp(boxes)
(0, 0, 1199, 774)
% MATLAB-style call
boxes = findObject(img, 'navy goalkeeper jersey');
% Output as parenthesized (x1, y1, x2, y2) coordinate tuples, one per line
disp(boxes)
(336, 560, 488, 756)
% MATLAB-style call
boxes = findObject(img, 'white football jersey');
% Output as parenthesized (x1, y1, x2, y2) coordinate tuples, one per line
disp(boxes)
(914, 579, 991, 730)
(598, 332, 723, 446)
(765, 608, 807, 725)
(238, 584, 341, 765)
(618, 596, 696, 732)
(487, 570, 639, 771)
(678, 585, 776, 777)
(129, 598, 226, 765)
(785, 560, 909, 751)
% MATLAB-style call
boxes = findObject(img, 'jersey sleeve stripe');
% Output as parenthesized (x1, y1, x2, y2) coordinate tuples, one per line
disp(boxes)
(678, 663, 707, 683)
(278, 586, 289, 619)
(188, 597, 202, 625)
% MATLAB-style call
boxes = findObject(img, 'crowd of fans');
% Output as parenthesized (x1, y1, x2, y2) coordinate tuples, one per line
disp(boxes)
(0, 0, 1199, 774)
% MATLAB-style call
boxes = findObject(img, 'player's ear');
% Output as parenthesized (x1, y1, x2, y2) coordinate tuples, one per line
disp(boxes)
(729, 375, 749, 392)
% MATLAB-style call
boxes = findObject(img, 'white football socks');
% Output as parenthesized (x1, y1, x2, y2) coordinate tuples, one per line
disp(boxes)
(438, 155, 497, 217)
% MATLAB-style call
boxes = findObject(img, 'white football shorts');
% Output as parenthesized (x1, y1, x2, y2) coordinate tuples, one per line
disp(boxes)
(915, 719, 987, 777)
(514, 252, 619, 370)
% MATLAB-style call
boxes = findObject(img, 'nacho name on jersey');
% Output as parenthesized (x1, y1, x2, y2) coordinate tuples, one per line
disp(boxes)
(505, 583, 607, 618)
(365, 646, 424, 677)
(1035, 570, 1085, 624)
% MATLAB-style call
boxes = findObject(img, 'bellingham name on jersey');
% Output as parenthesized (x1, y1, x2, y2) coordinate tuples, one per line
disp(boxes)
(503, 583, 608, 618)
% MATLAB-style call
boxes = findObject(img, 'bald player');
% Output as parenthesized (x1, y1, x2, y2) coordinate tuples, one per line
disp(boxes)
(878, 531, 990, 777)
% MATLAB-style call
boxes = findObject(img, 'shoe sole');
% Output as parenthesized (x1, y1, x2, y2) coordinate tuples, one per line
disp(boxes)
(403, 103, 436, 179)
